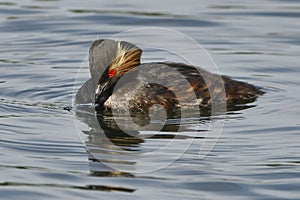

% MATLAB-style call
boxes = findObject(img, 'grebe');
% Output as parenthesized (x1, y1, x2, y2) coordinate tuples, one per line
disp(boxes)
(76, 39, 264, 114)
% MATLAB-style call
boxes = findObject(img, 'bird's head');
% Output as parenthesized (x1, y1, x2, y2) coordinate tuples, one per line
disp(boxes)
(94, 41, 142, 112)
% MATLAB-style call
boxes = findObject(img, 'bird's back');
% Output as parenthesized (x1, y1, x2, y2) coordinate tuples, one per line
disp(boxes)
(102, 62, 264, 113)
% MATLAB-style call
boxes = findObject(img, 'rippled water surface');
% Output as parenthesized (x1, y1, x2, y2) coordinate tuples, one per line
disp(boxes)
(1, 0, 300, 199)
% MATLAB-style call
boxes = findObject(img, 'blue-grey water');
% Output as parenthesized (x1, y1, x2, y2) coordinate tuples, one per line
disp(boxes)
(1, 0, 300, 199)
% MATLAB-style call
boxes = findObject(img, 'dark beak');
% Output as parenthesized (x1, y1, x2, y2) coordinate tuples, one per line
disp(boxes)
(94, 82, 109, 112)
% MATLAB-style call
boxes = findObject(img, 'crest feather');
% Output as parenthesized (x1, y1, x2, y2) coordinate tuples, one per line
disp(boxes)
(109, 41, 142, 76)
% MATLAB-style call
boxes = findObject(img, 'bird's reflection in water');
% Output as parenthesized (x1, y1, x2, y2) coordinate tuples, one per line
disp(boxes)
(75, 105, 210, 174)
(75, 104, 249, 192)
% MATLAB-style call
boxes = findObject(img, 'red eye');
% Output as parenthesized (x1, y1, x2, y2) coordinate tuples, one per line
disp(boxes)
(108, 69, 115, 78)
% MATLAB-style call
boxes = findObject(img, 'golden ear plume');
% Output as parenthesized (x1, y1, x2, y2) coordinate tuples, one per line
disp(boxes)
(109, 41, 142, 76)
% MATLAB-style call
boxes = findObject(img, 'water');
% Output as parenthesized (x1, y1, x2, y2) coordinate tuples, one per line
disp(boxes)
(1, 0, 300, 199)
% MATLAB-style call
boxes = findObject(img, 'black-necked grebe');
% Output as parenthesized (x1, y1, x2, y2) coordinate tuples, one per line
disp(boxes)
(76, 39, 264, 114)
